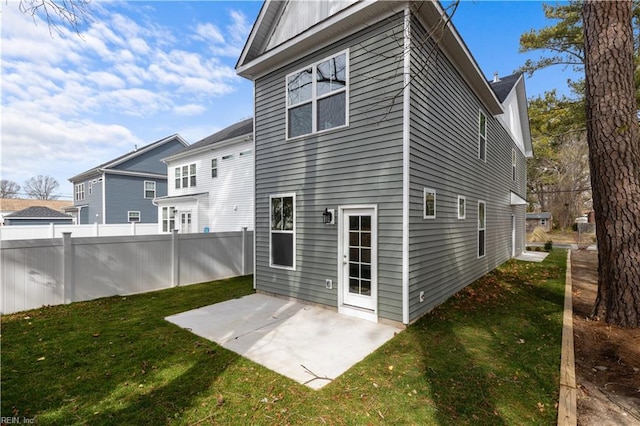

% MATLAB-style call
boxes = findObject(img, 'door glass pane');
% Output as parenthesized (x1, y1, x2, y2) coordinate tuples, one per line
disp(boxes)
(349, 248, 359, 262)
(361, 248, 371, 263)
(360, 216, 371, 231)
(361, 232, 371, 247)
(349, 231, 359, 246)
(361, 264, 371, 280)
(360, 280, 371, 296)
(349, 263, 359, 278)
(349, 278, 360, 293)
(349, 216, 359, 231)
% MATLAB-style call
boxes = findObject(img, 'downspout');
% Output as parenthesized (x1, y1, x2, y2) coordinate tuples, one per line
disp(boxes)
(401, 6, 411, 325)
(252, 83, 257, 290)
(101, 171, 107, 224)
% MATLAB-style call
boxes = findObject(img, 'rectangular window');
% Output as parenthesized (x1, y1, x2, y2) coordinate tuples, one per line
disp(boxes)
(458, 195, 466, 219)
(144, 181, 156, 199)
(176, 164, 196, 188)
(287, 51, 348, 138)
(423, 188, 436, 219)
(222, 154, 234, 160)
(88, 181, 93, 196)
(211, 158, 217, 178)
(478, 200, 486, 258)
(270, 194, 296, 269)
(189, 164, 196, 187)
(128, 211, 141, 222)
(478, 110, 487, 161)
(75, 183, 85, 201)
(162, 206, 176, 232)
(512, 148, 517, 181)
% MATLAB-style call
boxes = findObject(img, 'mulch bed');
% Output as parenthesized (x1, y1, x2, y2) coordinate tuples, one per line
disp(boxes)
(571, 250, 640, 425)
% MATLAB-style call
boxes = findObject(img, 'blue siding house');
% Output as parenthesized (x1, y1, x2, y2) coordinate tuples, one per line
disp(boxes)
(236, 1, 532, 325)
(68, 135, 189, 224)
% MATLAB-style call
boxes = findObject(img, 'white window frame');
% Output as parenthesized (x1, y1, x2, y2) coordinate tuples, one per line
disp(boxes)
(423, 188, 436, 219)
(269, 193, 296, 270)
(478, 110, 487, 162)
(512, 148, 517, 181)
(162, 206, 176, 232)
(144, 181, 156, 199)
(175, 167, 181, 189)
(211, 158, 218, 178)
(88, 181, 93, 196)
(75, 183, 85, 201)
(458, 195, 466, 220)
(478, 200, 486, 258)
(286, 50, 349, 139)
(128, 211, 141, 222)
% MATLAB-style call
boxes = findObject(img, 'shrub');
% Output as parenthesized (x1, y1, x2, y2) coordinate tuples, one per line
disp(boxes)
(544, 240, 553, 252)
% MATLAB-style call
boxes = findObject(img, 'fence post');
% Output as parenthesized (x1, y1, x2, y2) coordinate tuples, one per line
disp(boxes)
(172, 229, 179, 287)
(62, 232, 74, 304)
(242, 227, 247, 275)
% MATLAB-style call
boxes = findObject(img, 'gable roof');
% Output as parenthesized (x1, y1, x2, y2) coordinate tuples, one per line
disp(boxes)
(526, 212, 552, 220)
(5, 206, 73, 219)
(163, 118, 254, 163)
(490, 73, 522, 103)
(236, 0, 503, 115)
(68, 134, 189, 182)
(0, 198, 72, 213)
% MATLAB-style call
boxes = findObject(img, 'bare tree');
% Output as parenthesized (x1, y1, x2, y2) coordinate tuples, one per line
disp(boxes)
(19, 0, 92, 34)
(0, 180, 21, 198)
(23, 175, 60, 200)
(583, 0, 640, 328)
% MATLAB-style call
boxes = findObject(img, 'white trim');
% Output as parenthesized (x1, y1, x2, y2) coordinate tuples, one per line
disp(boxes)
(337, 204, 378, 323)
(401, 6, 411, 325)
(285, 49, 349, 140)
(478, 109, 487, 162)
(457, 195, 466, 220)
(423, 188, 436, 219)
(252, 83, 257, 290)
(127, 210, 141, 222)
(103, 169, 167, 179)
(101, 172, 106, 224)
(269, 192, 296, 270)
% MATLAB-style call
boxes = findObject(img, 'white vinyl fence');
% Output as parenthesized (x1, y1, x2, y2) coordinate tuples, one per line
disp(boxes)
(0, 222, 159, 241)
(1, 229, 253, 315)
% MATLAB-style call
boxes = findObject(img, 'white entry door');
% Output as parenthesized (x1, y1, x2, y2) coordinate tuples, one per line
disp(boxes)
(180, 212, 192, 233)
(340, 207, 377, 317)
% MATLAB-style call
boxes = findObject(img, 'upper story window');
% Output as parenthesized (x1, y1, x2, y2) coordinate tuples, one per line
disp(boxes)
(175, 164, 197, 189)
(88, 181, 93, 196)
(286, 51, 348, 138)
(512, 149, 517, 181)
(478, 110, 487, 161)
(144, 181, 156, 199)
(211, 158, 218, 178)
(75, 183, 85, 201)
(458, 196, 466, 220)
(423, 188, 436, 219)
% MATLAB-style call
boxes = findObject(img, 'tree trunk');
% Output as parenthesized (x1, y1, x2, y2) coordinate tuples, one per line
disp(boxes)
(583, 0, 640, 328)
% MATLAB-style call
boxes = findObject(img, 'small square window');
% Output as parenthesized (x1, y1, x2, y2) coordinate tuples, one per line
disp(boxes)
(458, 196, 466, 219)
(128, 211, 141, 222)
(423, 189, 436, 219)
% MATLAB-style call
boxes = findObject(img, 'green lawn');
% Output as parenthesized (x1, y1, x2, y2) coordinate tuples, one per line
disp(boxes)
(1, 250, 566, 425)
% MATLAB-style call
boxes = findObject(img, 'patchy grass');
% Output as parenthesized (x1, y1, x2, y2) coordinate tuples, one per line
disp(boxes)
(2, 251, 566, 425)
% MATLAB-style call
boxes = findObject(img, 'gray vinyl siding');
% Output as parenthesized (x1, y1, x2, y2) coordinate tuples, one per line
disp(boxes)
(407, 19, 527, 321)
(73, 175, 102, 225)
(104, 174, 166, 224)
(254, 14, 407, 321)
(114, 139, 186, 174)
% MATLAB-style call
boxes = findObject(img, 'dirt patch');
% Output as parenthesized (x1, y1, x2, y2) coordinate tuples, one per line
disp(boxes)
(571, 250, 640, 425)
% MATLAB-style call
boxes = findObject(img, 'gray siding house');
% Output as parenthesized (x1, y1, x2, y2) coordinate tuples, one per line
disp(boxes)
(236, 0, 532, 326)
(68, 135, 188, 224)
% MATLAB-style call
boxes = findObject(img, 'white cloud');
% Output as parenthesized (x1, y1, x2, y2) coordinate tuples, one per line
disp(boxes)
(195, 23, 225, 44)
(173, 104, 207, 116)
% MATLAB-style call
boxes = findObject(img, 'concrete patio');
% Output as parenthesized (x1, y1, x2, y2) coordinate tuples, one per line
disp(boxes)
(165, 293, 401, 389)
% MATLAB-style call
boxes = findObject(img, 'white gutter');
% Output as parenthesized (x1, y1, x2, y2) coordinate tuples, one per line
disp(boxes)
(401, 6, 411, 325)
(101, 172, 106, 224)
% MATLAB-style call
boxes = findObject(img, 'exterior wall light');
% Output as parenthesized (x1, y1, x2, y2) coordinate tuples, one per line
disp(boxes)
(322, 208, 335, 225)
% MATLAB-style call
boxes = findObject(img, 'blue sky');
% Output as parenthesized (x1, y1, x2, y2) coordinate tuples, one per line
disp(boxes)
(1, 1, 579, 200)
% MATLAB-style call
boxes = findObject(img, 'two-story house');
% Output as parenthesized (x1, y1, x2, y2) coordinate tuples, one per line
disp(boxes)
(154, 118, 254, 233)
(68, 134, 188, 224)
(236, 1, 532, 326)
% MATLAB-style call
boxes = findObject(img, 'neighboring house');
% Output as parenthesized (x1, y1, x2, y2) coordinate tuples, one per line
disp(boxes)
(526, 212, 553, 233)
(154, 119, 254, 233)
(0, 198, 72, 225)
(68, 135, 189, 224)
(3, 206, 74, 226)
(236, 0, 532, 325)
